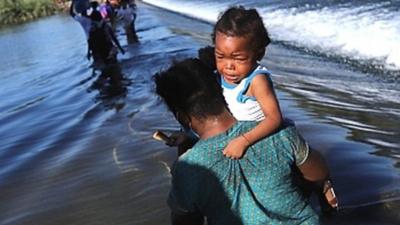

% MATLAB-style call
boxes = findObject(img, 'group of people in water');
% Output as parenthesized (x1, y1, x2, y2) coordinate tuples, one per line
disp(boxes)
(154, 6, 339, 225)
(70, 0, 137, 68)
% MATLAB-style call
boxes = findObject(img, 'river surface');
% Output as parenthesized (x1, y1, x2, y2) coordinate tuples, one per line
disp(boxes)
(0, 3, 399, 225)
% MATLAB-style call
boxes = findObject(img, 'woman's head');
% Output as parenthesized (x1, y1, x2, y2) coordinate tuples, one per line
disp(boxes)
(154, 58, 227, 122)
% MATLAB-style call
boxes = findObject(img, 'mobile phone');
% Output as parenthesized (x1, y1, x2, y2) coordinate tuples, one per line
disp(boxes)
(152, 130, 171, 143)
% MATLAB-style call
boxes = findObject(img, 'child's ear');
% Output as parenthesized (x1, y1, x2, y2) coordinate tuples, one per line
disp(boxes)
(256, 48, 266, 61)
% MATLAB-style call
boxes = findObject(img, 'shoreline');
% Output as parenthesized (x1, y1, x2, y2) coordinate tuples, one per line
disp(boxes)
(0, 1, 67, 27)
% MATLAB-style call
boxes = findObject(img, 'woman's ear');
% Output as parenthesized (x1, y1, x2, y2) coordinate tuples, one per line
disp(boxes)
(176, 111, 192, 129)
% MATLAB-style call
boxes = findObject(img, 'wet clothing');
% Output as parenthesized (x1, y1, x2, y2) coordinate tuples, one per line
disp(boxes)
(70, 0, 91, 40)
(72, 15, 92, 39)
(88, 21, 117, 64)
(168, 121, 319, 225)
(117, 5, 138, 43)
(220, 64, 273, 122)
(117, 5, 136, 27)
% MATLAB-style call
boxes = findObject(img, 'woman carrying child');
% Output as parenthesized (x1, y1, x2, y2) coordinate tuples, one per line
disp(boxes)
(199, 5, 338, 213)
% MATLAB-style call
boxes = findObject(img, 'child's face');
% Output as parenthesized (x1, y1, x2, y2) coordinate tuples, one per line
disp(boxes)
(215, 32, 258, 84)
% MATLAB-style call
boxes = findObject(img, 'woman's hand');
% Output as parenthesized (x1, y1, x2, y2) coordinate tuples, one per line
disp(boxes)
(168, 131, 198, 156)
(166, 132, 189, 147)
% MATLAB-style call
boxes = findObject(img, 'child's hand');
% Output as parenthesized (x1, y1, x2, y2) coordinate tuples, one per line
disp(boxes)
(223, 136, 250, 159)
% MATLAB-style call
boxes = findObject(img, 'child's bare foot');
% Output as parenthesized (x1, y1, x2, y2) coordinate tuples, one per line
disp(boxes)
(320, 179, 339, 215)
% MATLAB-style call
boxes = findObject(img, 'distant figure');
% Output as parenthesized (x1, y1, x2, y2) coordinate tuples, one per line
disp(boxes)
(87, 3, 125, 67)
(70, 0, 93, 61)
(154, 58, 334, 224)
(69, 0, 91, 41)
(72, 0, 90, 14)
(109, 0, 120, 7)
(117, 0, 138, 43)
(100, 0, 117, 30)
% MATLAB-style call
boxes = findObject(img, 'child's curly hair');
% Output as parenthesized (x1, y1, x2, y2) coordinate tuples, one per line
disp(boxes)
(212, 6, 270, 60)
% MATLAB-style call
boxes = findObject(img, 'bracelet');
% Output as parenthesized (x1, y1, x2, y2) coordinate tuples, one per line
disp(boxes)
(241, 134, 251, 145)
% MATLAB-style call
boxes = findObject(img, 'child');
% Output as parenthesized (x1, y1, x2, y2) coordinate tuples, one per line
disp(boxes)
(212, 6, 283, 159)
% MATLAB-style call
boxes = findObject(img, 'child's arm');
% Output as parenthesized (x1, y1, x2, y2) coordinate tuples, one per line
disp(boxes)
(245, 74, 283, 142)
(223, 74, 282, 159)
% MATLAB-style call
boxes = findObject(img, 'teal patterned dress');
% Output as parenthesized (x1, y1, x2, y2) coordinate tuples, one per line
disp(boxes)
(168, 121, 319, 225)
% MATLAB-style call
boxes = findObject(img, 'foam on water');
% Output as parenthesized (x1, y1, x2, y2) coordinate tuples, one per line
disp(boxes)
(142, 0, 221, 23)
(143, 0, 400, 70)
(326, 116, 396, 135)
(261, 4, 400, 70)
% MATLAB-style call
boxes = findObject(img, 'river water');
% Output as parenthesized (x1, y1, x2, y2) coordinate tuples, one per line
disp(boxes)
(0, 2, 399, 225)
